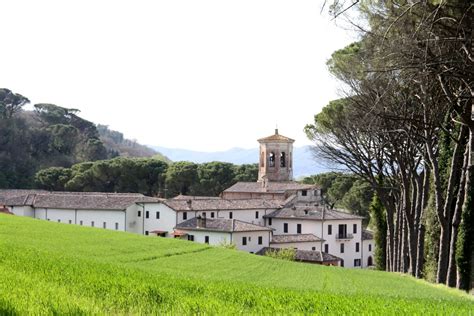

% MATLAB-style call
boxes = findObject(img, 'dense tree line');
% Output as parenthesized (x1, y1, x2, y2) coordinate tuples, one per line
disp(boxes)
(302, 172, 373, 224)
(0, 89, 108, 188)
(307, 1, 473, 290)
(35, 159, 258, 197)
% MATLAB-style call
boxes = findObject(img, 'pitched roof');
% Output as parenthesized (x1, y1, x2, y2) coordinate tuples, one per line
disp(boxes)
(1, 190, 145, 210)
(270, 234, 324, 244)
(362, 230, 374, 240)
(224, 181, 318, 194)
(175, 217, 272, 233)
(172, 195, 221, 200)
(264, 205, 364, 220)
(257, 247, 342, 263)
(164, 198, 282, 211)
(0, 189, 48, 205)
(257, 129, 295, 143)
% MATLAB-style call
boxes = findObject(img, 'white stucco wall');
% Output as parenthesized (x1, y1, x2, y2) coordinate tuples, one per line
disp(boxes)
(179, 230, 232, 246)
(362, 239, 375, 268)
(270, 218, 365, 268)
(270, 218, 322, 236)
(9, 205, 34, 217)
(270, 241, 322, 251)
(141, 203, 178, 236)
(322, 219, 363, 268)
(178, 229, 270, 253)
(233, 230, 271, 253)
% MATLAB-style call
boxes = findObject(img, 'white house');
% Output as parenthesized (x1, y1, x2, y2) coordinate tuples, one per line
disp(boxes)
(174, 217, 273, 253)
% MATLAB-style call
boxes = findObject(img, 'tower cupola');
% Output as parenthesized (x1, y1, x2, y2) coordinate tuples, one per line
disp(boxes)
(257, 129, 294, 182)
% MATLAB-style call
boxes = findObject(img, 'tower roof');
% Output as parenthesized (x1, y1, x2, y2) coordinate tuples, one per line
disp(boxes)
(257, 129, 295, 143)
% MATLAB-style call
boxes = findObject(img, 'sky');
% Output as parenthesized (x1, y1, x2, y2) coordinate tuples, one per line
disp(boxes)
(1, 0, 355, 151)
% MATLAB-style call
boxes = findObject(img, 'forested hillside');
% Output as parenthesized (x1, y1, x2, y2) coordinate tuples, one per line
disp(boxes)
(0, 88, 168, 189)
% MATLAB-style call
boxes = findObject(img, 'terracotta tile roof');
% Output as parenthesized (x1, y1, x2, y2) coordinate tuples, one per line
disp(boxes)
(257, 247, 342, 263)
(164, 198, 282, 211)
(1, 190, 145, 210)
(270, 234, 324, 244)
(224, 181, 318, 194)
(175, 217, 272, 233)
(264, 205, 364, 220)
(172, 195, 221, 200)
(257, 130, 295, 143)
(0, 189, 47, 205)
(362, 230, 374, 240)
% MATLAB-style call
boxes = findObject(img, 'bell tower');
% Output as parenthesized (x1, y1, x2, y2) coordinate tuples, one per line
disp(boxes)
(257, 129, 294, 182)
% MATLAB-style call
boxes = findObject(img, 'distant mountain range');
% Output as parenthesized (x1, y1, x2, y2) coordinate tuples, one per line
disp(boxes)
(149, 145, 330, 179)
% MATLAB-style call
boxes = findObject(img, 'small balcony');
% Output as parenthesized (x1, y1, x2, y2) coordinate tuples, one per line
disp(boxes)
(336, 233, 354, 240)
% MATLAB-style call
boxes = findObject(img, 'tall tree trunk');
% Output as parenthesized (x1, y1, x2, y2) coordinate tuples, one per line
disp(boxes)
(456, 119, 474, 290)
(415, 169, 429, 278)
(447, 143, 468, 286)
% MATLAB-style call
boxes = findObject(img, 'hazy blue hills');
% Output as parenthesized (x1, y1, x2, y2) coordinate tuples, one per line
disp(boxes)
(150, 145, 330, 178)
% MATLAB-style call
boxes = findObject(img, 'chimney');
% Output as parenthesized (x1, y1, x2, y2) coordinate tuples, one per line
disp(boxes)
(196, 215, 206, 228)
(275, 128, 279, 135)
(186, 199, 192, 209)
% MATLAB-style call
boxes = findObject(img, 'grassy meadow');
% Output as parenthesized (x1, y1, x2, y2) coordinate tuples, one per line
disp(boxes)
(0, 214, 472, 314)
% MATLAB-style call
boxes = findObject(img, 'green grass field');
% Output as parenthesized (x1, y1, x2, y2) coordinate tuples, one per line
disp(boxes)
(0, 214, 472, 314)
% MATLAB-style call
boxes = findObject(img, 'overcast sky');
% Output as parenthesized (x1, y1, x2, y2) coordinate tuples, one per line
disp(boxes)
(1, 0, 355, 151)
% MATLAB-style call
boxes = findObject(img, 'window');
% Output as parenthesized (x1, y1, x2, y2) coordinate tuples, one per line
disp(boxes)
(340, 243, 344, 253)
(328, 224, 332, 235)
(301, 190, 307, 196)
(258, 236, 263, 245)
(255, 211, 259, 219)
(145, 211, 149, 219)
(202, 212, 206, 217)
(103, 222, 107, 229)
(138, 210, 141, 217)
(369, 244, 372, 251)
(297, 223, 302, 234)
(156, 211, 160, 219)
(356, 242, 360, 253)
(268, 218, 272, 225)
(242, 237, 247, 245)
(145, 231, 149, 236)
(91, 221, 95, 227)
(211, 212, 215, 218)
(80, 220, 83, 226)
(229, 212, 233, 219)
(68, 220, 72, 224)
(280, 152, 286, 167)
(188, 235, 194, 241)
(324, 244, 329, 253)
(205, 236, 209, 244)
(283, 223, 288, 233)
(338, 224, 347, 238)
(312, 247, 316, 251)
(354, 259, 361, 267)
(269, 152, 275, 167)
(183, 212, 187, 220)
(115, 222, 119, 230)
(353, 224, 357, 234)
